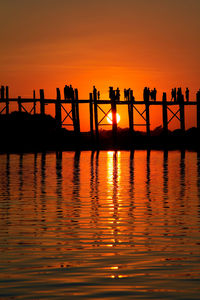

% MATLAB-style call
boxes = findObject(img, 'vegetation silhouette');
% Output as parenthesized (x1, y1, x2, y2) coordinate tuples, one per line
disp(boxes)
(0, 111, 200, 152)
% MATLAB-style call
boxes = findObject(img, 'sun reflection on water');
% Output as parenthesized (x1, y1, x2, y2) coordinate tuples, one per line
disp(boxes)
(0, 151, 200, 299)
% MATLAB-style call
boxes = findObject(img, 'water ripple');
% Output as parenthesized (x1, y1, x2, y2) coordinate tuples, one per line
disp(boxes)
(0, 150, 200, 299)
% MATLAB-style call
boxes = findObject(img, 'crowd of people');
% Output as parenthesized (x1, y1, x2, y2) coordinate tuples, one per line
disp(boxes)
(64, 84, 79, 100)
(105, 86, 190, 102)
(108, 87, 135, 101)
(108, 86, 157, 102)
(64, 85, 195, 102)
(108, 87, 121, 101)
(171, 87, 189, 102)
(64, 84, 74, 100)
(143, 87, 157, 102)
(124, 88, 135, 101)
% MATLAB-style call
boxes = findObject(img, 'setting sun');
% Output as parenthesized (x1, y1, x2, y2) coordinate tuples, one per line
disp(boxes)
(107, 112, 120, 124)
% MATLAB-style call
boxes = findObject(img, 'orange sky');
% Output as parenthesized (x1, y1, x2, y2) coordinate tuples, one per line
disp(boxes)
(0, 0, 200, 131)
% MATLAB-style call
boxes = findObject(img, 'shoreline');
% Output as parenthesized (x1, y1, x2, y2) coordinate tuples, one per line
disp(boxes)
(1, 141, 200, 154)
(1, 112, 200, 153)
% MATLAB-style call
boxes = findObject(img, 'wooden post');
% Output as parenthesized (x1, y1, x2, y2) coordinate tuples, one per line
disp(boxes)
(162, 92, 168, 134)
(1, 85, 4, 100)
(89, 93, 94, 140)
(111, 94, 117, 144)
(39, 89, 45, 115)
(75, 88, 80, 135)
(6, 86, 9, 115)
(93, 87, 99, 143)
(71, 89, 77, 133)
(56, 88, 62, 129)
(18, 96, 22, 112)
(179, 94, 185, 132)
(197, 91, 200, 130)
(33, 90, 36, 114)
(128, 97, 134, 136)
(145, 98, 150, 136)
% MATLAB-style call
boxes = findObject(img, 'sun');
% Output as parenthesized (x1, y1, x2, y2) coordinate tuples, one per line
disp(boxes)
(107, 112, 120, 124)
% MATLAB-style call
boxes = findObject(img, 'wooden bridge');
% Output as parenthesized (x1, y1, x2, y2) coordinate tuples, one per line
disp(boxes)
(1, 85, 200, 142)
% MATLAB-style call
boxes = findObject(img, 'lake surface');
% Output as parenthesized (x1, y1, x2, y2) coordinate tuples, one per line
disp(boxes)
(0, 150, 200, 299)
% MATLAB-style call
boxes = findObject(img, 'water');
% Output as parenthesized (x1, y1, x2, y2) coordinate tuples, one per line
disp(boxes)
(0, 150, 200, 299)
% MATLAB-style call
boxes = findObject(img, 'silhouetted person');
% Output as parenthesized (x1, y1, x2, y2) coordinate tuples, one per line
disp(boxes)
(171, 88, 176, 102)
(143, 87, 150, 102)
(116, 88, 120, 101)
(64, 85, 69, 100)
(127, 88, 131, 101)
(64, 85, 67, 100)
(171, 88, 173, 101)
(185, 88, 189, 102)
(74, 88, 79, 101)
(148, 88, 150, 101)
(153, 88, 157, 101)
(143, 87, 146, 102)
(93, 86, 97, 99)
(174, 88, 177, 102)
(130, 89, 134, 101)
(97, 91, 100, 100)
(69, 85, 74, 99)
(150, 88, 157, 101)
(177, 87, 183, 102)
(109, 87, 115, 100)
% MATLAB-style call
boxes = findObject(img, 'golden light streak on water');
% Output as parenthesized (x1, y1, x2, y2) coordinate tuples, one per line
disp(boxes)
(0, 150, 200, 299)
